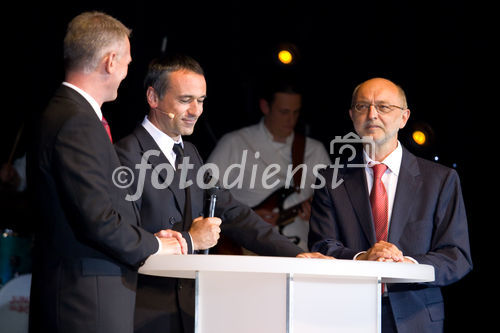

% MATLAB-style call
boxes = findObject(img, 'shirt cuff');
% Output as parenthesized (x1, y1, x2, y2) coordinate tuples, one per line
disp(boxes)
(186, 232, 195, 254)
(353, 251, 366, 260)
(404, 256, 419, 264)
(353, 251, 419, 263)
(154, 236, 162, 255)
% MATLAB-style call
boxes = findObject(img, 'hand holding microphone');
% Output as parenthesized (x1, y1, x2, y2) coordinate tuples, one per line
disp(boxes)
(189, 216, 221, 251)
(188, 186, 221, 253)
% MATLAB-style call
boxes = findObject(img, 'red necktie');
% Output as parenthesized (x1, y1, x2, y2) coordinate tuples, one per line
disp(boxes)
(101, 116, 113, 143)
(370, 163, 389, 295)
(370, 164, 388, 241)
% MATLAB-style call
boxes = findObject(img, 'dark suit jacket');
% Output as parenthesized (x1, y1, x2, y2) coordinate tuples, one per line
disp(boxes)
(308, 146, 472, 333)
(115, 125, 302, 333)
(28, 85, 159, 333)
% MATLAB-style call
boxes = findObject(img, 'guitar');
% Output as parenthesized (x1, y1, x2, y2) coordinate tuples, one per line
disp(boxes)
(252, 187, 311, 228)
(212, 187, 310, 255)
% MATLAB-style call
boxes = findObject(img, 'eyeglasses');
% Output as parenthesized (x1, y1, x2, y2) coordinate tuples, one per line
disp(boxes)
(352, 103, 406, 115)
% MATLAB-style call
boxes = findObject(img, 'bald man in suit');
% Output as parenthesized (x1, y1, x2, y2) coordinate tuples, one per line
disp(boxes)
(308, 78, 472, 333)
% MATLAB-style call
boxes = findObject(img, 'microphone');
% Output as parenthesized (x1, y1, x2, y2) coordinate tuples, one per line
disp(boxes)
(154, 108, 175, 119)
(203, 186, 219, 254)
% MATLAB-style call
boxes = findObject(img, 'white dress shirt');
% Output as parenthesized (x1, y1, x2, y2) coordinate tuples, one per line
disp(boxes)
(363, 141, 403, 228)
(62, 82, 102, 120)
(141, 115, 195, 253)
(207, 118, 332, 251)
(141, 116, 183, 169)
(354, 141, 417, 263)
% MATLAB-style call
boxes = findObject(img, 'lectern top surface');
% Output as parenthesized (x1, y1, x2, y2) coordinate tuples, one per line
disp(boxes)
(139, 254, 434, 283)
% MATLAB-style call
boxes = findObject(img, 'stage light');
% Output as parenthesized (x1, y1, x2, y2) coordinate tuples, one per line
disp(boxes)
(278, 50, 293, 64)
(275, 42, 299, 65)
(412, 130, 427, 145)
(407, 121, 434, 151)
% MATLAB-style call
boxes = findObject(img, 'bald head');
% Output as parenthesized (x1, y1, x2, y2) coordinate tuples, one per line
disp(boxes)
(349, 77, 411, 160)
(351, 78, 408, 109)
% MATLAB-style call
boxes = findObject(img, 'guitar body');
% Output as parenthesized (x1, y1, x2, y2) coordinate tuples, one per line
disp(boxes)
(252, 187, 296, 225)
(213, 187, 305, 255)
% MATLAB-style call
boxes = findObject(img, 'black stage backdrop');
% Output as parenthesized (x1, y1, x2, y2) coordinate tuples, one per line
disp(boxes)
(1, 1, 493, 330)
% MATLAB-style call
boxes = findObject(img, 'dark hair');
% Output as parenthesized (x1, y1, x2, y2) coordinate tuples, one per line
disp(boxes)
(144, 54, 204, 99)
(259, 72, 303, 105)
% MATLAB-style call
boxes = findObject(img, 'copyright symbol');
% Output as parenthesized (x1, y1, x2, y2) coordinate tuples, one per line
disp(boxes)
(112, 166, 134, 189)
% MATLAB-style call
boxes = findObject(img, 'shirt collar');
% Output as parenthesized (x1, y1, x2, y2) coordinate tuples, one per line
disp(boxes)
(141, 115, 183, 152)
(363, 141, 403, 176)
(259, 117, 294, 146)
(62, 82, 102, 120)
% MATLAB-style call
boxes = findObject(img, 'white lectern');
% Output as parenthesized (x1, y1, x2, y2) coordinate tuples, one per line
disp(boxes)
(139, 255, 434, 333)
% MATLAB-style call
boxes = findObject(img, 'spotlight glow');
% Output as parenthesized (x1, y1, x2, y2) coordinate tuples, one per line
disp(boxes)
(278, 50, 293, 64)
(412, 130, 427, 145)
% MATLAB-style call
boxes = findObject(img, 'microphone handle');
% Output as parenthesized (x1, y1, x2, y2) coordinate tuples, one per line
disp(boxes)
(203, 194, 217, 255)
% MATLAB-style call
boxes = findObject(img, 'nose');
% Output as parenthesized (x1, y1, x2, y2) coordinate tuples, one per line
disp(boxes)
(367, 104, 378, 119)
(188, 101, 203, 117)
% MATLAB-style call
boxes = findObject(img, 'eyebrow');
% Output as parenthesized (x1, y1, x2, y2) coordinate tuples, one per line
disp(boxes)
(178, 94, 207, 99)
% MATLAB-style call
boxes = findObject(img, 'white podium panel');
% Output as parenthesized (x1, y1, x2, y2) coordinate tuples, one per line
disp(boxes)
(196, 271, 287, 333)
(139, 255, 434, 333)
(292, 275, 379, 333)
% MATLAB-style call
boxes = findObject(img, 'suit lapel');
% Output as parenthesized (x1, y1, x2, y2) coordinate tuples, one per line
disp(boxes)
(133, 126, 186, 216)
(388, 148, 421, 243)
(342, 162, 377, 244)
(183, 143, 205, 227)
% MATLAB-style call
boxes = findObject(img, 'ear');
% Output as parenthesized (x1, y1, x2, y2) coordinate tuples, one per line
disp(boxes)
(348, 108, 354, 122)
(259, 98, 270, 116)
(146, 86, 159, 108)
(399, 108, 411, 129)
(103, 51, 118, 74)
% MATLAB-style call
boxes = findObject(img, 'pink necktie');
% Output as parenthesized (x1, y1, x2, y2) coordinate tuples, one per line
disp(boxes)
(101, 116, 113, 143)
(370, 164, 388, 241)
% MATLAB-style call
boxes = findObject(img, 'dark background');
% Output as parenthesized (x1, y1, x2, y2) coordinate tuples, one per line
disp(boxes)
(1, 0, 493, 330)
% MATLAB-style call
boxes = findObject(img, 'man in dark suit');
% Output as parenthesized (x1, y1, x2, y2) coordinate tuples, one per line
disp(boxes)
(28, 12, 187, 333)
(115, 54, 329, 333)
(308, 77, 472, 332)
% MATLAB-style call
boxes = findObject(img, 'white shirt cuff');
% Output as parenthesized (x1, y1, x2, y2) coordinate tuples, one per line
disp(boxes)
(154, 236, 162, 254)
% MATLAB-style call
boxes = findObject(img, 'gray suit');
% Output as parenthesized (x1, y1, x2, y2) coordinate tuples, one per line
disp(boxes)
(308, 146, 472, 333)
(115, 125, 302, 333)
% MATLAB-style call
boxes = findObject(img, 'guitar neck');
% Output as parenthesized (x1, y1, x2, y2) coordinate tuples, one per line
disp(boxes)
(276, 200, 306, 226)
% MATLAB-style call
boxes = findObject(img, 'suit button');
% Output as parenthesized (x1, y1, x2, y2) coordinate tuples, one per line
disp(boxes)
(169, 217, 176, 225)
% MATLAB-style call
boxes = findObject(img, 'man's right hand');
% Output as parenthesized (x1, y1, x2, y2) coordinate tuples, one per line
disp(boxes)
(189, 216, 222, 251)
(355, 240, 405, 262)
(155, 229, 188, 255)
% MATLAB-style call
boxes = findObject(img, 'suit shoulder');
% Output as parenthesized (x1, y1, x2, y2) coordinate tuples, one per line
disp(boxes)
(183, 141, 203, 163)
(220, 124, 258, 142)
(115, 131, 141, 152)
(414, 154, 456, 176)
(407, 151, 461, 187)
(114, 131, 144, 167)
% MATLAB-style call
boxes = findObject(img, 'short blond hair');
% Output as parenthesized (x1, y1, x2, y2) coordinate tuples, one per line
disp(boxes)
(63, 11, 131, 72)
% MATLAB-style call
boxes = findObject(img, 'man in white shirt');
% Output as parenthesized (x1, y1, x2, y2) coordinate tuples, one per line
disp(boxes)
(207, 76, 331, 251)
(308, 77, 472, 333)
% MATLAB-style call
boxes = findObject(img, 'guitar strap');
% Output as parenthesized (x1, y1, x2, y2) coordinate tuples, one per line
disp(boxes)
(291, 132, 305, 193)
